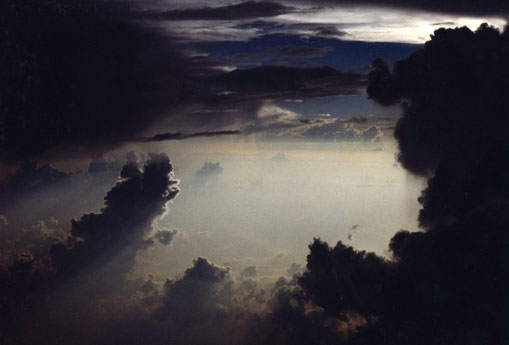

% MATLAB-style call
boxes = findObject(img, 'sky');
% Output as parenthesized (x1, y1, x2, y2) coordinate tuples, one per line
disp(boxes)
(1, 1, 509, 344)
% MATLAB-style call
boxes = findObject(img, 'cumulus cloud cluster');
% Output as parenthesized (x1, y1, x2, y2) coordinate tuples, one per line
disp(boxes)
(245, 103, 389, 143)
(0, 153, 179, 342)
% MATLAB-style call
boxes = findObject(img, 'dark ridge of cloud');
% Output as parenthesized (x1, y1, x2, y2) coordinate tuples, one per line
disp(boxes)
(316, 27, 348, 37)
(231, 22, 349, 42)
(133, 130, 241, 142)
(0, 0, 198, 162)
(134, 1, 294, 21)
(216, 65, 365, 99)
(431, 21, 457, 26)
(231, 46, 331, 61)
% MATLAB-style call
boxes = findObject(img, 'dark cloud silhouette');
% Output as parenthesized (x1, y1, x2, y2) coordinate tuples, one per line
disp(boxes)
(368, 24, 509, 227)
(156, 257, 233, 323)
(133, 130, 241, 142)
(280, 24, 509, 345)
(51, 153, 179, 275)
(0, 0, 196, 162)
(431, 21, 457, 26)
(316, 27, 348, 37)
(0, 0, 369, 162)
(135, 1, 294, 21)
(0, 153, 181, 343)
(300, 239, 391, 317)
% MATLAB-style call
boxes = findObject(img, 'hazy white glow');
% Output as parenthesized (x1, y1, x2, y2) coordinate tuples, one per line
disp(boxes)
(150, 4, 507, 44)
(137, 140, 425, 278)
(277, 5, 507, 43)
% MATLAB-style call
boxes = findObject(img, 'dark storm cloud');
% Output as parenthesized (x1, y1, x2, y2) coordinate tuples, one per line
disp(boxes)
(299, 239, 391, 316)
(135, 1, 294, 21)
(174, 65, 365, 132)
(0, 0, 202, 162)
(284, 24, 509, 345)
(0, 0, 372, 162)
(368, 24, 509, 227)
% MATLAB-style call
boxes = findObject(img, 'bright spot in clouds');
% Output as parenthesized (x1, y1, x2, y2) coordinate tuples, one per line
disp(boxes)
(277, 5, 507, 43)
(156, 3, 506, 44)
